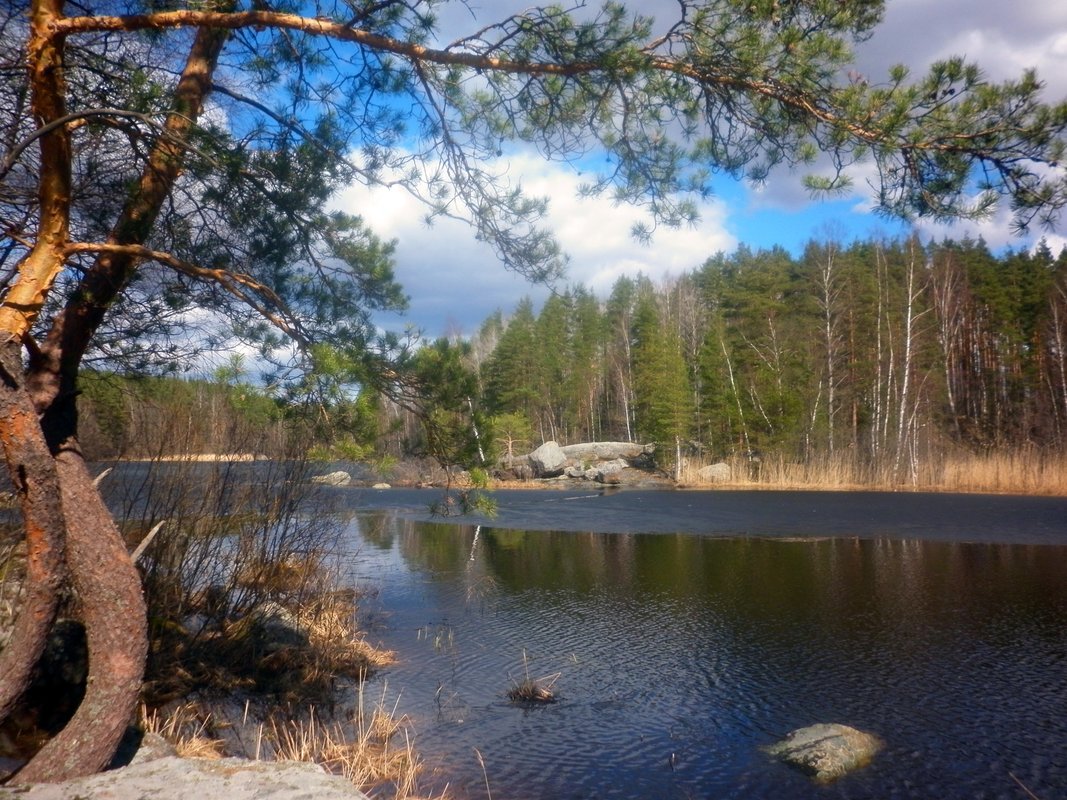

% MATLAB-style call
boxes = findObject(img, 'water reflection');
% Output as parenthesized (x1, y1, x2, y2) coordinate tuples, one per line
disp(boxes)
(344, 514, 1067, 800)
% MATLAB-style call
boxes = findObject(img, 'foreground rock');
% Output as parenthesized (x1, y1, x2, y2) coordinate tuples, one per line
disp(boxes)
(0, 754, 369, 800)
(528, 441, 568, 477)
(764, 723, 883, 782)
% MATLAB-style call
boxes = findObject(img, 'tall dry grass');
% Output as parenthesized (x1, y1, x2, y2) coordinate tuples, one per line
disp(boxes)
(268, 684, 444, 800)
(143, 685, 447, 800)
(682, 448, 1067, 495)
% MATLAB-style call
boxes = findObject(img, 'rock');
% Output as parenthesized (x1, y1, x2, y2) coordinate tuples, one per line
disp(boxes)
(310, 471, 351, 486)
(239, 601, 310, 653)
(764, 723, 883, 783)
(128, 733, 178, 766)
(529, 441, 567, 477)
(559, 442, 654, 462)
(697, 462, 731, 482)
(589, 458, 628, 482)
(0, 755, 370, 800)
(371, 482, 391, 489)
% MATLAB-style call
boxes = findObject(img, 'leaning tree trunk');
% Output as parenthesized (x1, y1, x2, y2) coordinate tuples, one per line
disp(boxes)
(14, 422, 147, 782)
(0, 2, 232, 782)
(0, 341, 66, 721)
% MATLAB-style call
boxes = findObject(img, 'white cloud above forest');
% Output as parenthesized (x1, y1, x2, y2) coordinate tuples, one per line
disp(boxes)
(335, 153, 734, 337)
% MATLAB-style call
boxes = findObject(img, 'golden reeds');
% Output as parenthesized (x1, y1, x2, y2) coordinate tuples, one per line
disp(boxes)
(680, 448, 1067, 495)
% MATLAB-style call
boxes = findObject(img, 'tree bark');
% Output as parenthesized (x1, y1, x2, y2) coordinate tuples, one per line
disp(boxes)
(0, 341, 66, 721)
(15, 434, 147, 783)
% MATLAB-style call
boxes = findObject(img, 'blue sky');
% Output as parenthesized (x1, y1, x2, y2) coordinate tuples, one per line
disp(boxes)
(332, 0, 1067, 339)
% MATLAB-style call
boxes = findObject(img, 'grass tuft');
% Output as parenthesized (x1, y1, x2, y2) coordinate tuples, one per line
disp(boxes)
(506, 651, 560, 704)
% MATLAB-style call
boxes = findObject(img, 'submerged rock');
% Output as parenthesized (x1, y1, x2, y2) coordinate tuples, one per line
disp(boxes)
(311, 471, 351, 486)
(764, 722, 883, 782)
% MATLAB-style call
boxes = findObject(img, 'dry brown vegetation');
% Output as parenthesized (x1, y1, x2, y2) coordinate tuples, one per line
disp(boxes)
(679, 448, 1067, 495)
(506, 651, 560, 705)
(142, 684, 447, 800)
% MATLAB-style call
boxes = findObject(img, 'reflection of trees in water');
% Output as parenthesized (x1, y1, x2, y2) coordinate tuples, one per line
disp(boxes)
(369, 519, 1067, 641)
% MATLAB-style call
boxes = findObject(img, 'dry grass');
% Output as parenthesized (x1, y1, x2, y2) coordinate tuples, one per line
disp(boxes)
(680, 449, 1067, 496)
(267, 684, 445, 800)
(140, 686, 447, 799)
(141, 703, 225, 759)
(506, 651, 560, 704)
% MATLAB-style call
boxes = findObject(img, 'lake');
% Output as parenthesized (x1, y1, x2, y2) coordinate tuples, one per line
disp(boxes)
(323, 487, 1067, 800)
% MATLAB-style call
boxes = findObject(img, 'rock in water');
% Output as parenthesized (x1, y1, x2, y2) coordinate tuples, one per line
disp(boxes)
(310, 471, 351, 486)
(764, 723, 883, 782)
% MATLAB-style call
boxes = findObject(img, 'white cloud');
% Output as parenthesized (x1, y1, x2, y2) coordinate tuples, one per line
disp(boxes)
(335, 153, 734, 336)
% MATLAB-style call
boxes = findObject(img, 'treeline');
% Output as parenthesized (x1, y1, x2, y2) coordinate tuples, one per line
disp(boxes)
(394, 235, 1067, 482)
(79, 235, 1067, 487)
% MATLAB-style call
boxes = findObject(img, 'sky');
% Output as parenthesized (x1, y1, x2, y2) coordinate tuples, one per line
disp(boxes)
(334, 0, 1067, 340)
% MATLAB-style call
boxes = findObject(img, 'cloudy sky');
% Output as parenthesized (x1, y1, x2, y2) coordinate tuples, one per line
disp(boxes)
(334, 0, 1067, 339)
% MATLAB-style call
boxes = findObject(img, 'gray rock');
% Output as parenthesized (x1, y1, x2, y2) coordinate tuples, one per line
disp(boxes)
(697, 462, 732, 482)
(764, 723, 883, 782)
(559, 442, 654, 462)
(128, 733, 178, 766)
(0, 755, 369, 800)
(589, 458, 628, 482)
(242, 601, 310, 652)
(529, 441, 567, 477)
(310, 471, 351, 486)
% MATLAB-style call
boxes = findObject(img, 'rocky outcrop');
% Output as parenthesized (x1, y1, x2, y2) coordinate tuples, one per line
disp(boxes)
(565, 458, 629, 483)
(511, 441, 655, 480)
(764, 723, 883, 782)
(558, 442, 654, 462)
(0, 754, 370, 800)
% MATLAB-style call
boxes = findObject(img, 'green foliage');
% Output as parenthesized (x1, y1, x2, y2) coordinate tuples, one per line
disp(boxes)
(631, 290, 693, 454)
(410, 338, 488, 469)
(466, 234, 1067, 470)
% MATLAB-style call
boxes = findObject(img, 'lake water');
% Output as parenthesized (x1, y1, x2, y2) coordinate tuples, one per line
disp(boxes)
(328, 488, 1067, 800)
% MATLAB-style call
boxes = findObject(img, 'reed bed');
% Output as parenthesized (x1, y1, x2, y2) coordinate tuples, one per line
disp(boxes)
(681, 448, 1067, 495)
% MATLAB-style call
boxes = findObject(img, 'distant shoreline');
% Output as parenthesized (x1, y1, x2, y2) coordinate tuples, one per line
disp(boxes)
(118, 453, 267, 462)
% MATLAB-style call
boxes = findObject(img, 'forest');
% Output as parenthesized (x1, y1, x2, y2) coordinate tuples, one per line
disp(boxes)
(78, 233, 1067, 491)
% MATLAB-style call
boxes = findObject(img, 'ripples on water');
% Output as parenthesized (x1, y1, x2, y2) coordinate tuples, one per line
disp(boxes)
(341, 511, 1067, 800)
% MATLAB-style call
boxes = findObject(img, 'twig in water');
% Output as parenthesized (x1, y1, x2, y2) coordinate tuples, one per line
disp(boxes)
(474, 748, 492, 800)
(1009, 772, 1043, 800)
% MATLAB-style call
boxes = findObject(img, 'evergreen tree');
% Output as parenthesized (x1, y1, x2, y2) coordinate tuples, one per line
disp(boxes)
(631, 289, 693, 456)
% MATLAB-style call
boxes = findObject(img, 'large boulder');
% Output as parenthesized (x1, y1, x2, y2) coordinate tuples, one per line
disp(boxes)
(764, 723, 883, 782)
(697, 462, 731, 483)
(529, 441, 567, 477)
(0, 755, 370, 800)
(559, 442, 654, 462)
